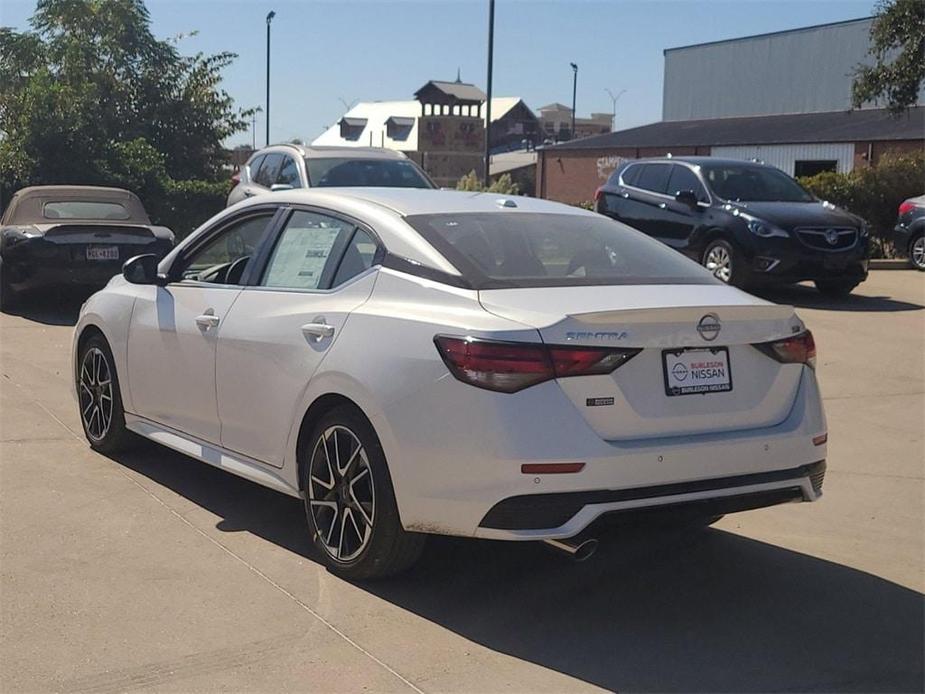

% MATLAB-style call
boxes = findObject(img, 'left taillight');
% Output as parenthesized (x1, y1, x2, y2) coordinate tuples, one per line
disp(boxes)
(754, 330, 816, 369)
(898, 200, 915, 216)
(434, 336, 640, 393)
(231, 171, 241, 185)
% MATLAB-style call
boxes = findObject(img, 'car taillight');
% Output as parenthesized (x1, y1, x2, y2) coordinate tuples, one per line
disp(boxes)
(754, 330, 816, 369)
(898, 200, 916, 216)
(231, 172, 241, 185)
(593, 187, 604, 202)
(434, 336, 640, 393)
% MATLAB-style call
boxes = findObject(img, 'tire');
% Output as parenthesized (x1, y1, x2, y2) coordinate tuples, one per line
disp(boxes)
(76, 334, 134, 454)
(701, 239, 743, 286)
(814, 279, 860, 297)
(909, 233, 925, 271)
(301, 405, 425, 580)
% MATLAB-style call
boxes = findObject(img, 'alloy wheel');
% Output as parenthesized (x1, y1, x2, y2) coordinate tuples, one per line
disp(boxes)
(705, 244, 732, 282)
(79, 347, 114, 442)
(307, 425, 376, 562)
(912, 236, 925, 270)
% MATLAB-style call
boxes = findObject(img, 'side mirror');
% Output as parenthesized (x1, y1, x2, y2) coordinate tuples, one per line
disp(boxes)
(270, 183, 293, 192)
(123, 254, 167, 286)
(675, 190, 700, 208)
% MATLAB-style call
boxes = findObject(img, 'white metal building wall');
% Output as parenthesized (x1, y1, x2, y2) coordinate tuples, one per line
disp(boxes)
(709, 143, 856, 175)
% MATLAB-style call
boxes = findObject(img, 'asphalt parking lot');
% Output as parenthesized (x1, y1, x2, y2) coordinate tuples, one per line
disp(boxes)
(1, 270, 923, 693)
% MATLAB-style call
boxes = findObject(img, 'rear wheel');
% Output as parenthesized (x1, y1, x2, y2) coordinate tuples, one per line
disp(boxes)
(910, 234, 925, 271)
(702, 239, 742, 286)
(302, 405, 425, 580)
(77, 334, 134, 453)
(814, 279, 859, 297)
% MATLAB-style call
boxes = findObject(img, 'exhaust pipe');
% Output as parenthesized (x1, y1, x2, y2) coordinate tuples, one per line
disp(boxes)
(543, 536, 599, 562)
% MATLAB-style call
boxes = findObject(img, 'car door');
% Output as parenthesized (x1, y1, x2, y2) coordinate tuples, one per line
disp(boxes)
(126, 209, 280, 443)
(215, 207, 381, 467)
(659, 164, 711, 252)
(627, 163, 674, 241)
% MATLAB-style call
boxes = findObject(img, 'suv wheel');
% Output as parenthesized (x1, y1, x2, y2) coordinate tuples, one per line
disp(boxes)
(702, 239, 739, 285)
(910, 234, 925, 271)
(302, 406, 425, 580)
(814, 279, 859, 297)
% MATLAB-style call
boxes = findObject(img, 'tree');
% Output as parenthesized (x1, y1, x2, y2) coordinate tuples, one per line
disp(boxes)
(851, 0, 925, 114)
(0, 0, 252, 195)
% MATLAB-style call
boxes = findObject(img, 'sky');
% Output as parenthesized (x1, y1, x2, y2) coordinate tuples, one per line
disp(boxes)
(0, 0, 876, 147)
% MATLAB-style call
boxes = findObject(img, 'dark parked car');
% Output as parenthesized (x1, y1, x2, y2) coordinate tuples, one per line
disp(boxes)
(595, 157, 870, 295)
(0, 186, 174, 311)
(892, 194, 925, 271)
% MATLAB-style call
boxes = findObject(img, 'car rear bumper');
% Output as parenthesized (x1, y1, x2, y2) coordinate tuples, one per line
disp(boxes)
(377, 365, 827, 541)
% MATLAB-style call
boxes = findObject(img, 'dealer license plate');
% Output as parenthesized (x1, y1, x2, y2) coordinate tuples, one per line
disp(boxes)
(662, 347, 732, 396)
(86, 246, 119, 261)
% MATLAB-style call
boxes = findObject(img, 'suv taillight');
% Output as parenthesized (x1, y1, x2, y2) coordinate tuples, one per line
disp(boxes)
(593, 187, 604, 202)
(898, 200, 916, 216)
(434, 336, 640, 393)
(754, 330, 816, 369)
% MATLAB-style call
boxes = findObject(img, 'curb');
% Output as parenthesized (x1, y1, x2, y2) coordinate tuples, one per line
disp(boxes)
(869, 259, 911, 270)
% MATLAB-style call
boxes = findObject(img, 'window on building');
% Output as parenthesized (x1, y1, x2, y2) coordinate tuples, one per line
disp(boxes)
(793, 160, 838, 178)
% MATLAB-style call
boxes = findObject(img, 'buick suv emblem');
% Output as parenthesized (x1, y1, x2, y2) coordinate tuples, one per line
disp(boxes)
(825, 229, 840, 245)
(696, 313, 721, 341)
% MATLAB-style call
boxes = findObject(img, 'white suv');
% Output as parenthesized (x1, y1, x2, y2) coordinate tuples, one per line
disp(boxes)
(227, 144, 435, 206)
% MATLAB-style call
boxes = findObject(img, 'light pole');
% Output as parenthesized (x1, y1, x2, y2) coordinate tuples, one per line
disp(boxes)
(251, 106, 263, 150)
(483, 0, 495, 186)
(569, 62, 578, 141)
(265, 10, 275, 147)
(605, 88, 626, 131)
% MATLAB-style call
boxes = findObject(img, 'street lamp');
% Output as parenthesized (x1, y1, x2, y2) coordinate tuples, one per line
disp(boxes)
(265, 10, 276, 147)
(483, 0, 495, 186)
(605, 88, 626, 131)
(251, 106, 263, 150)
(569, 62, 578, 141)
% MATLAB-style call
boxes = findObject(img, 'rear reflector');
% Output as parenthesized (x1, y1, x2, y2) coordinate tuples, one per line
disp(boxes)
(754, 330, 816, 369)
(813, 433, 827, 446)
(434, 336, 640, 393)
(521, 462, 586, 474)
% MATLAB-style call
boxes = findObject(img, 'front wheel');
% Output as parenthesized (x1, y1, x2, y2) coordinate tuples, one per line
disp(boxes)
(76, 334, 134, 453)
(910, 234, 925, 271)
(814, 279, 860, 297)
(702, 239, 742, 286)
(302, 406, 425, 580)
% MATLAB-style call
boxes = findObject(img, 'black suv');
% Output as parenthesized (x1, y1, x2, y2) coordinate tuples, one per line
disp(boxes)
(595, 157, 870, 295)
(892, 195, 925, 270)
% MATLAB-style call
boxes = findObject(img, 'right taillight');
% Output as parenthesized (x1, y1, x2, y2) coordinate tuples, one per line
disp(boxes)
(754, 330, 816, 369)
(898, 200, 915, 216)
(434, 336, 640, 393)
(593, 187, 604, 202)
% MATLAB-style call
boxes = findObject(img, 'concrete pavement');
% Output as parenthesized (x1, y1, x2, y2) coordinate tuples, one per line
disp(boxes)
(1, 271, 923, 692)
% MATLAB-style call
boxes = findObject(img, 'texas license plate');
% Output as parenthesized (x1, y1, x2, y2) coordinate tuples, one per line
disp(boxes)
(663, 347, 732, 396)
(86, 246, 119, 261)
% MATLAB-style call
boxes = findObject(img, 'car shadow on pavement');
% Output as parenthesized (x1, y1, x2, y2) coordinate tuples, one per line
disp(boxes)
(1, 288, 91, 326)
(754, 283, 924, 312)
(107, 438, 924, 693)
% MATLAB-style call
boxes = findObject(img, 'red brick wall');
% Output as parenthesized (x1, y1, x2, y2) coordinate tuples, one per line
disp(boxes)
(536, 146, 709, 203)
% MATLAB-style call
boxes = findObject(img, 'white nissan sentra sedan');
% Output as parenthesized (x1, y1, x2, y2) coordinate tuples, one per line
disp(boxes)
(72, 189, 827, 578)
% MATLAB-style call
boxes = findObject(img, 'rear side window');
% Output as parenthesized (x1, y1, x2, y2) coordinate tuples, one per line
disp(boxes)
(276, 156, 301, 188)
(619, 164, 641, 186)
(635, 164, 671, 194)
(247, 154, 266, 182)
(405, 212, 716, 289)
(666, 165, 709, 202)
(260, 210, 355, 290)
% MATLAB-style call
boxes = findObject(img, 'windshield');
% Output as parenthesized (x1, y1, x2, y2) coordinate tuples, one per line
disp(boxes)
(307, 158, 434, 189)
(700, 164, 814, 202)
(404, 212, 718, 289)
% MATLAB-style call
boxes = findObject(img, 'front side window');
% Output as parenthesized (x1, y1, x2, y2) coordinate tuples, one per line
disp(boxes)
(254, 153, 283, 188)
(260, 211, 356, 290)
(307, 158, 434, 189)
(44, 201, 129, 220)
(276, 156, 301, 188)
(667, 165, 709, 202)
(178, 213, 274, 285)
(701, 164, 814, 202)
(405, 212, 716, 289)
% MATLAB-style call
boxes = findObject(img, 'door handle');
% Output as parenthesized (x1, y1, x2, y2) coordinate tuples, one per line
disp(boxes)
(243, 190, 255, 197)
(195, 313, 220, 329)
(301, 321, 335, 342)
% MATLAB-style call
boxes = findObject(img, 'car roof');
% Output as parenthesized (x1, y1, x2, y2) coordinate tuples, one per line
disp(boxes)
(253, 144, 410, 161)
(2, 185, 149, 225)
(259, 187, 597, 218)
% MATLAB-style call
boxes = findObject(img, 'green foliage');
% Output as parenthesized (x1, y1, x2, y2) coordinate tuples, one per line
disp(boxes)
(852, 0, 925, 114)
(148, 179, 230, 240)
(799, 151, 925, 257)
(572, 201, 595, 211)
(456, 170, 521, 195)
(0, 0, 250, 230)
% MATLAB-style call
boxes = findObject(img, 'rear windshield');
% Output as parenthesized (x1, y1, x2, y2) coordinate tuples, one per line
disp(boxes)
(307, 158, 434, 189)
(404, 212, 718, 289)
(43, 201, 129, 220)
(701, 164, 814, 202)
